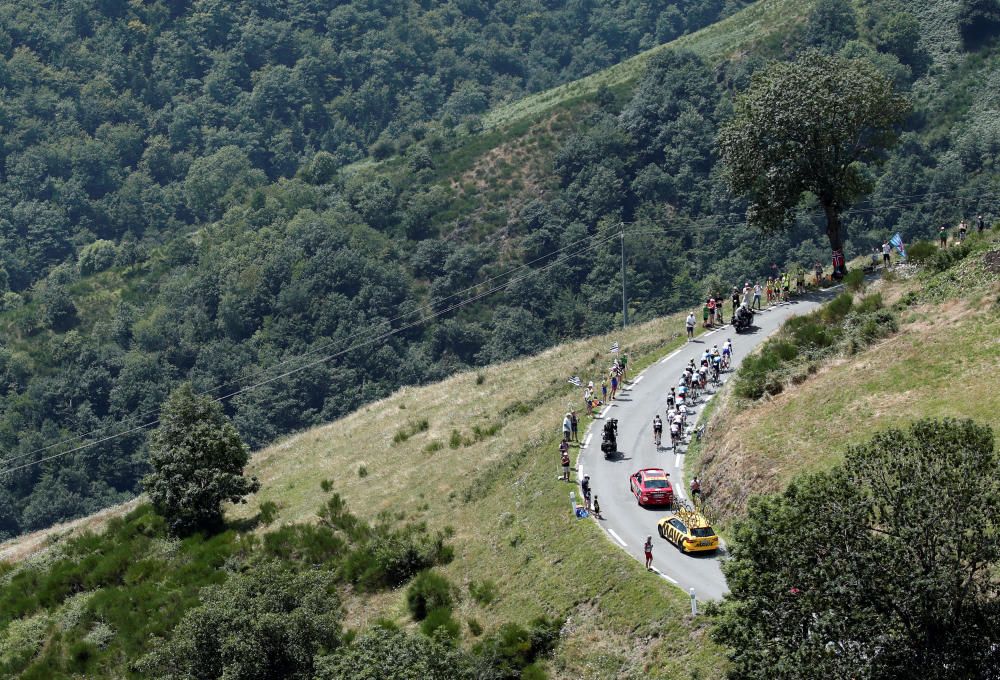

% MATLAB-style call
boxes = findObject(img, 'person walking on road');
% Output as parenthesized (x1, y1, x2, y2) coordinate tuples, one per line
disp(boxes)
(592, 495, 601, 519)
(644, 536, 654, 570)
(685, 312, 696, 341)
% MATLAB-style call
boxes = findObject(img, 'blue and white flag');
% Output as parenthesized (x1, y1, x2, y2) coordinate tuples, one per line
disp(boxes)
(890, 233, 907, 260)
(568, 376, 583, 387)
(610, 342, 620, 354)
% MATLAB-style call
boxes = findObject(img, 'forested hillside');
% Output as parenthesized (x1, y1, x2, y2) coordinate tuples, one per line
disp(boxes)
(2, 0, 1000, 538)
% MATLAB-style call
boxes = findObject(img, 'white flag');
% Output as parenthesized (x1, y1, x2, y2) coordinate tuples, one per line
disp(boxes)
(610, 342, 620, 354)
(568, 376, 583, 387)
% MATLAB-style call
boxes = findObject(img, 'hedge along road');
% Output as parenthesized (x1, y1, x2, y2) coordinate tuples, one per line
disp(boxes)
(578, 288, 841, 602)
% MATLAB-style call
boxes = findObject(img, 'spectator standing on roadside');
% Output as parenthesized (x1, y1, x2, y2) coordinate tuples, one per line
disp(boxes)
(702, 300, 710, 328)
(686, 311, 696, 341)
(939, 225, 948, 248)
(620, 352, 628, 381)
(560, 448, 570, 481)
(583, 385, 593, 416)
(752, 283, 762, 310)
(644, 536, 654, 570)
(796, 268, 805, 292)
(570, 411, 579, 442)
(610, 369, 619, 401)
(882, 241, 891, 268)
(601, 378, 608, 403)
(731, 288, 740, 321)
(977, 214, 985, 233)
(814, 262, 823, 286)
(707, 297, 717, 326)
(959, 219, 968, 242)
(562, 413, 572, 442)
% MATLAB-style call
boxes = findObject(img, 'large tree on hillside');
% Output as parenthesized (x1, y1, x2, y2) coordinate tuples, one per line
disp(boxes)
(143, 383, 260, 535)
(718, 52, 909, 279)
(715, 419, 1000, 679)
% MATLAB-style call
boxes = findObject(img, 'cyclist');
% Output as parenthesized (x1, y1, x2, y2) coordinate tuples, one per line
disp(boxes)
(669, 419, 681, 448)
(653, 415, 663, 447)
(666, 389, 676, 410)
(721, 339, 732, 370)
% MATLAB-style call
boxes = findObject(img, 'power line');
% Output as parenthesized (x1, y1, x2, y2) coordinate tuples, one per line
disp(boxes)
(0, 228, 629, 476)
(0, 191, 992, 474)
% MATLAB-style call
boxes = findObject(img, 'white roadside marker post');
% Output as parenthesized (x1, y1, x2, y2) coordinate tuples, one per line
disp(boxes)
(690, 588, 697, 616)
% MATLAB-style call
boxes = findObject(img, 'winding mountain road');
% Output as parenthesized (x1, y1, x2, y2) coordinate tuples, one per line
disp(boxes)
(578, 290, 839, 602)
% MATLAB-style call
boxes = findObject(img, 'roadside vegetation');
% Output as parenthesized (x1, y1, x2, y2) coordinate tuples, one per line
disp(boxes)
(694, 228, 1000, 521)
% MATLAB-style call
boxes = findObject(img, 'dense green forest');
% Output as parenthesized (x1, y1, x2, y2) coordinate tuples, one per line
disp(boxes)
(2, 0, 1000, 537)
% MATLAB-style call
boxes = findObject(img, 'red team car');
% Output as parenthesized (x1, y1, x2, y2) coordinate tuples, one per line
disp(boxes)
(629, 468, 674, 507)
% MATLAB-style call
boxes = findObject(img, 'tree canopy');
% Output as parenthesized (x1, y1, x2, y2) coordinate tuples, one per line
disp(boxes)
(718, 51, 910, 277)
(716, 418, 1000, 679)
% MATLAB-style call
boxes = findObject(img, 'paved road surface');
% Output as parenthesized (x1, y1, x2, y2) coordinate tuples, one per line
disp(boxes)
(578, 291, 838, 602)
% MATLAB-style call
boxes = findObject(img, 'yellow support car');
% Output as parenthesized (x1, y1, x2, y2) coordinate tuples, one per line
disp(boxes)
(656, 508, 719, 554)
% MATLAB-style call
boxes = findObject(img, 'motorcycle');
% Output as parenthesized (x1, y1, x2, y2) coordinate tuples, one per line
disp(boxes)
(601, 418, 619, 459)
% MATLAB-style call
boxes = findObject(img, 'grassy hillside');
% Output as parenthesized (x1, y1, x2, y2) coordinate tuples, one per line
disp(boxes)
(691, 230, 1000, 520)
(0, 312, 729, 679)
(234, 311, 726, 678)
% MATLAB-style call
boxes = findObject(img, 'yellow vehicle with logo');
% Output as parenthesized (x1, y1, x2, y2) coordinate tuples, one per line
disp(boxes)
(656, 508, 719, 554)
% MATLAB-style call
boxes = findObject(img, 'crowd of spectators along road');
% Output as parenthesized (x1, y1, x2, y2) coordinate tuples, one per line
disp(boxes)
(560, 265, 834, 512)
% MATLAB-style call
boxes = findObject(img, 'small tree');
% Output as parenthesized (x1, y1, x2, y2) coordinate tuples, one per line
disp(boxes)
(716, 419, 1000, 679)
(143, 383, 260, 535)
(718, 52, 909, 279)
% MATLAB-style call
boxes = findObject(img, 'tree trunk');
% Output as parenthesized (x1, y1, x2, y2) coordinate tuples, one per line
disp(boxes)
(823, 200, 847, 280)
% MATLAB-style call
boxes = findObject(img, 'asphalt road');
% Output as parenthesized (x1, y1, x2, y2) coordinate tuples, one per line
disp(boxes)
(578, 291, 838, 602)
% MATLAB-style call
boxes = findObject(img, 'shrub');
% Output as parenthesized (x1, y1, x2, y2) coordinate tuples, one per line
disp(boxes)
(843, 268, 865, 292)
(357, 464, 368, 478)
(855, 293, 883, 314)
(906, 239, 937, 263)
(406, 570, 454, 621)
(931, 243, 971, 272)
(820, 292, 854, 324)
(473, 616, 562, 677)
(469, 579, 499, 605)
(423, 441, 444, 454)
(467, 618, 483, 636)
(258, 501, 278, 526)
(420, 607, 460, 640)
